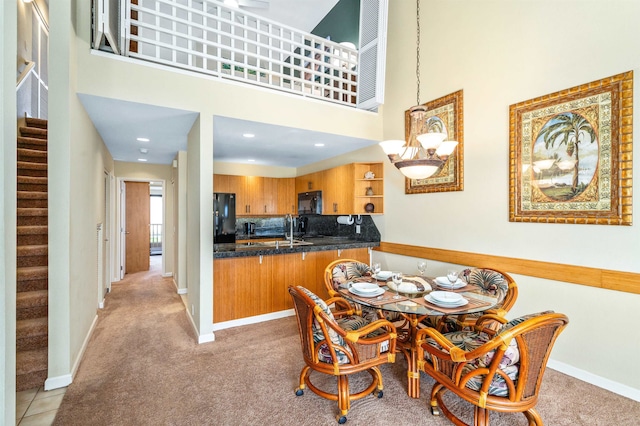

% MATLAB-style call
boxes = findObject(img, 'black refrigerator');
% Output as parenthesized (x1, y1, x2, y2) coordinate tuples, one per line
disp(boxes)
(213, 193, 236, 244)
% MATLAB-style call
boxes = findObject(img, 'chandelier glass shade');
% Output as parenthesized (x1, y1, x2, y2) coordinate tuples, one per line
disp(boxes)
(380, 106, 457, 180)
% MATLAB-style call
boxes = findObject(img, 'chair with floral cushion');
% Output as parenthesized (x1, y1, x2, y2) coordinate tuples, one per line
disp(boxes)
(416, 311, 569, 426)
(323, 259, 404, 323)
(323, 259, 373, 298)
(424, 267, 519, 333)
(288, 285, 397, 424)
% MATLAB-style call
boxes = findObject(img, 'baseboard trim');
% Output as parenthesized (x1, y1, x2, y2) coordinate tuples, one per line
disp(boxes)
(44, 374, 72, 391)
(182, 305, 216, 344)
(98, 298, 105, 309)
(162, 272, 173, 278)
(45, 314, 99, 391)
(548, 359, 640, 402)
(211, 309, 295, 332)
(177, 288, 187, 295)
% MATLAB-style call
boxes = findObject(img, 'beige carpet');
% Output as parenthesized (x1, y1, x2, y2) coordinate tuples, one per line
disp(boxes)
(53, 258, 640, 425)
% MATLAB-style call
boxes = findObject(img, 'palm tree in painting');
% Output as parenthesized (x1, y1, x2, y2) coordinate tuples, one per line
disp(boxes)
(537, 112, 596, 193)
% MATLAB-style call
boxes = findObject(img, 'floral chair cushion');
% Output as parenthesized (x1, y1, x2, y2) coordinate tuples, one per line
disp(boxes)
(425, 329, 520, 397)
(460, 268, 508, 304)
(422, 268, 511, 333)
(299, 286, 383, 364)
(424, 311, 555, 397)
(330, 262, 372, 292)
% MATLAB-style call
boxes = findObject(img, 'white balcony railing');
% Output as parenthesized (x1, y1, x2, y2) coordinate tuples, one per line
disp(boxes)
(117, 0, 360, 106)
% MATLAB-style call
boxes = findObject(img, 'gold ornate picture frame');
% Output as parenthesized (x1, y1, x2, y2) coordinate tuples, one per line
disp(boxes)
(509, 71, 633, 225)
(405, 90, 464, 194)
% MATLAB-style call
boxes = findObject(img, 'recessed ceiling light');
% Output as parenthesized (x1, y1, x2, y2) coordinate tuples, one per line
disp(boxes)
(243, 133, 255, 138)
(139, 148, 149, 154)
(137, 158, 148, 162)
(314, 143, 325, 147)
(137, 137, 150, 142)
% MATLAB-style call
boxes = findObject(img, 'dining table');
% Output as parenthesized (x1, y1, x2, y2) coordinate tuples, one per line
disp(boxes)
(338, 274, 499, 399)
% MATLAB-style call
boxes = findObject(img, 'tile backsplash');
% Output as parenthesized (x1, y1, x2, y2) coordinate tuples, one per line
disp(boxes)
(236, 215, 380, 241)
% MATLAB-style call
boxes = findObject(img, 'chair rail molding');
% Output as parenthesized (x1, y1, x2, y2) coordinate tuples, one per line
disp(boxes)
(375, 242, 639, 295)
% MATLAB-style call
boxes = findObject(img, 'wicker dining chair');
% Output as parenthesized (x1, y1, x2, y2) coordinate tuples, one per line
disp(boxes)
(416, 311, 569, 426)
(424, 267, 519, 333)
(323, 258, 373, 298)
(288, 285, 397, 424)
(323, 259, 405, 323)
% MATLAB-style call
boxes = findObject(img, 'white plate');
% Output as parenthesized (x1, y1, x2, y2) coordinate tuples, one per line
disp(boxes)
(435, 277, 465, 288)
(425, 294, 468, 308)
(374, 271, 392, 280)
(349, 287, 385, 298)
(430, 291, 465, 304)
(351, 282, 380, 293)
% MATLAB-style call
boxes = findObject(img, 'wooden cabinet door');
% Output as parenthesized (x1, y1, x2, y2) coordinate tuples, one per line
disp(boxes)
(244, 176, 264, 216)
(296, 171, 323, 195)
(225, 175, 246, 216)
(323, 164, 354, 214)
(213, 174, 231, 193)
(262, 177, 278, 215)
(277, 178, 296, 214)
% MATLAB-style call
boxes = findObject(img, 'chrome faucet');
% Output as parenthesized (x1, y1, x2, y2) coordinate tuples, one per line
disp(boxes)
(285, 213, 295, 245)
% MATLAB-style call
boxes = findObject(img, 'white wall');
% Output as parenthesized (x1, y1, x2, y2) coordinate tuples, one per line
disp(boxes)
(377, 0, 640, 397)
(47, 1, 116, 390)
(173, 151, 188, 293)
(1, 0, 18, 423)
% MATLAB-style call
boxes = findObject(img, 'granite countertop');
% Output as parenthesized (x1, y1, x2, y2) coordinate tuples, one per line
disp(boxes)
(214, 235, 379, 258)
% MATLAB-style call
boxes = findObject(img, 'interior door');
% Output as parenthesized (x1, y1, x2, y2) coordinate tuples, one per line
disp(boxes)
(125, 181, 150, 273)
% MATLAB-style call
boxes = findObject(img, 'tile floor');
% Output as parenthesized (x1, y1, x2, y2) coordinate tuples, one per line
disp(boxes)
(15, 387, 66, 426)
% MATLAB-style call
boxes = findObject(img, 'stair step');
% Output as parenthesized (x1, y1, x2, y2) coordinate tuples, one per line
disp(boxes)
(17, 289, 48, 305)
(17, 191, 48, 209)
(17, 175, 47, 192)
(17, 136, 47, 151)
(18, 161, 48, 170)
(17, 278, 48, 293)
(17, 265, 48, 282)
(17, 290, 48, 321)
(18, 208, 48, 216)
(17, 244, 48, 256)
(17, 225, 48, 235)
(17, 225, 48, 246)
(17, 191, 47, 200)
(17, 318, 48, 351)
(19, 126, 47, 139)
(16, 348, 47, 375)
(17, 148, 47, 161)
(17, 208, 48, 226)
(25, 117, 48, 129)
(17, 245, 48, 268)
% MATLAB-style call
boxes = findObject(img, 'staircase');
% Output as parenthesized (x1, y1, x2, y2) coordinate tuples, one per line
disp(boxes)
(16, 117, 49, 392)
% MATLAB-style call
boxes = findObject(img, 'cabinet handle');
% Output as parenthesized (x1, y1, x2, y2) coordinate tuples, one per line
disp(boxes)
(264, 205, 267, 213)
(333, 203, 337, 213)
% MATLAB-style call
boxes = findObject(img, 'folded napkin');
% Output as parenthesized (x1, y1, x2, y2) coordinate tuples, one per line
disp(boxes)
(387, 275, 433, 293)
(413, 295, 493, 313)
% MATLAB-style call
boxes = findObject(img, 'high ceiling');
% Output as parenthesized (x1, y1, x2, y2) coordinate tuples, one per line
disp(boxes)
(79, 0, 379, 168)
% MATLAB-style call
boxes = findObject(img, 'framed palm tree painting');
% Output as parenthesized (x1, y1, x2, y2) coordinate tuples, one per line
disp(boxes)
(509, 71, 633, 225)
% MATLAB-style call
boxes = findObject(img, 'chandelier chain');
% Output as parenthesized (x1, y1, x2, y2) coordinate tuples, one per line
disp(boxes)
(416, 0, 421, 105)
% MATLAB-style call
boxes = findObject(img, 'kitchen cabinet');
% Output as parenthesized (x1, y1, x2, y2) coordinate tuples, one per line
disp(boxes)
(214, 174, 289, 216)
(277, 178, 296, 214)
(295, 171, 323, 195)
(213, 247, 370, 322)
(322, 164, 354, 214)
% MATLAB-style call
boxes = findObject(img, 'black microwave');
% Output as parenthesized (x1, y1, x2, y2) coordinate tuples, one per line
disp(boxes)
(298, 191, 323, 215)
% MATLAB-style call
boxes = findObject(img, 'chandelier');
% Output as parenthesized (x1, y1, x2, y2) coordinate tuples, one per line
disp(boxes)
(380, 0, 458, 180)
